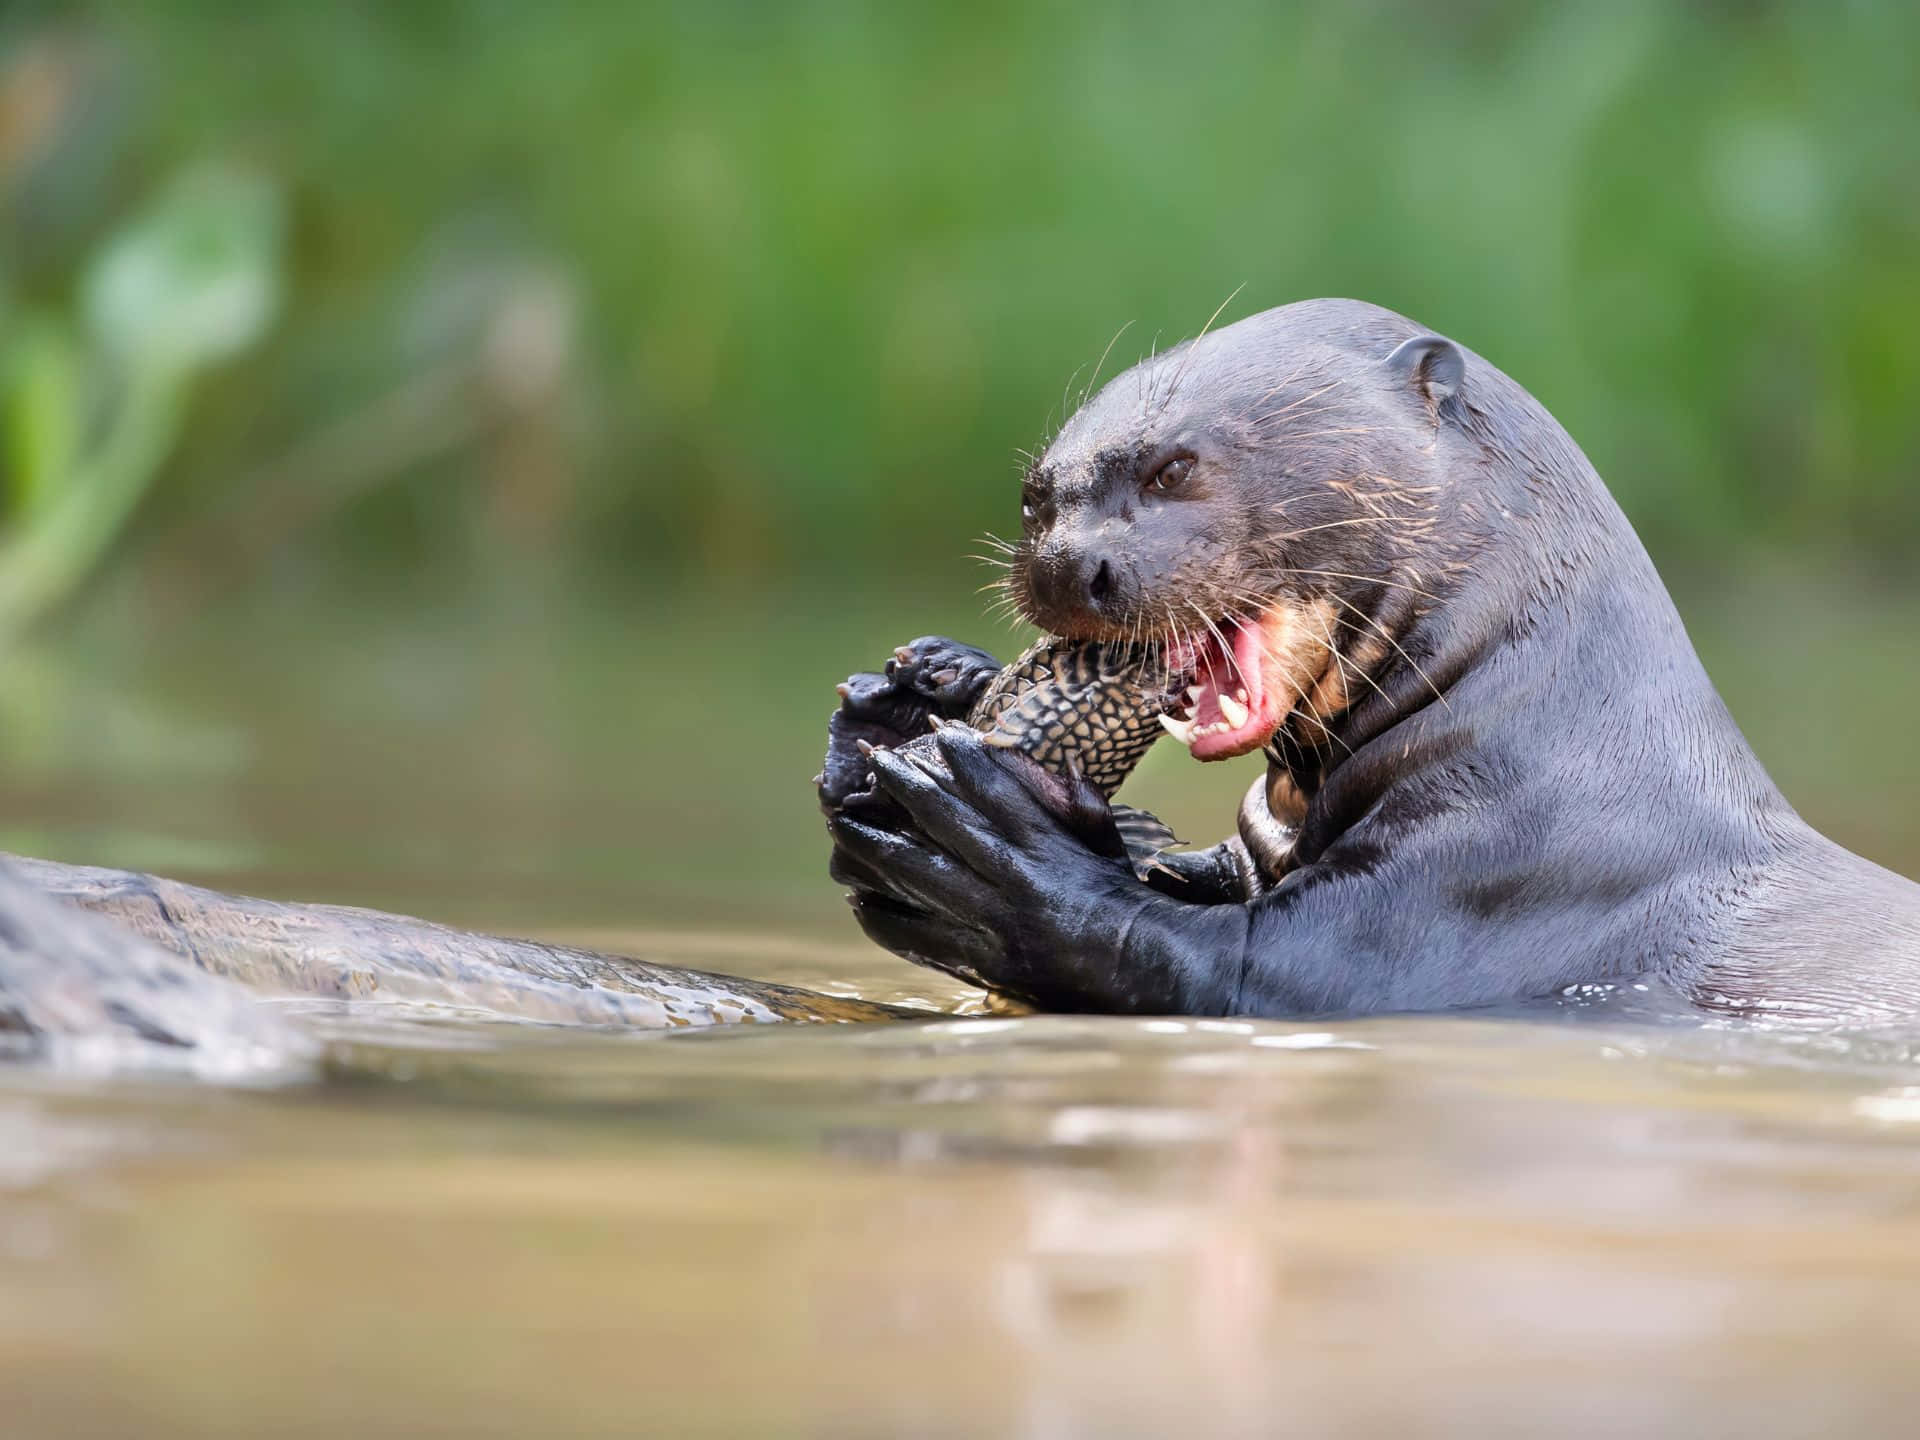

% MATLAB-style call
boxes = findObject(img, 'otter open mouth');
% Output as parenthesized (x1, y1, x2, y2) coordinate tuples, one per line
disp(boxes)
(1158, 605, 1324, 762)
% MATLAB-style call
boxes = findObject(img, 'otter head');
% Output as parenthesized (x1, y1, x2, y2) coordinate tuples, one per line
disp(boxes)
(1008, 299, 1470, 761)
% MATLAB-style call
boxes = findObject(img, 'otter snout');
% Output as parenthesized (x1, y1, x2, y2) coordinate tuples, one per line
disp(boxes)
(1024, 539, 1119, 635)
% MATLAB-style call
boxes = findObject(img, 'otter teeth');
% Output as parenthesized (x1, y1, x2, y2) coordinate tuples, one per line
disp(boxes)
(1162, 699, 1256, 748)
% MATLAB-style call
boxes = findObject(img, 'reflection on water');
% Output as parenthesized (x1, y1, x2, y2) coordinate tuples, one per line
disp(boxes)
(4, 589, 1920, 1434)
(8, 1005, 1920, 1436)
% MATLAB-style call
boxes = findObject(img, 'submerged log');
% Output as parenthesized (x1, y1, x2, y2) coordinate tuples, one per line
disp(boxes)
(5, 854, 915, 1042)
(0, 860, 316, 1077)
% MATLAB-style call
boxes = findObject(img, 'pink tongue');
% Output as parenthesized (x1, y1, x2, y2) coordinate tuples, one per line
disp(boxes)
(1186, 617, 1281, 761)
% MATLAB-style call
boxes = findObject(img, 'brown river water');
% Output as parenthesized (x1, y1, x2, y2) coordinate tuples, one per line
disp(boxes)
(4, 585, 1920, 1437)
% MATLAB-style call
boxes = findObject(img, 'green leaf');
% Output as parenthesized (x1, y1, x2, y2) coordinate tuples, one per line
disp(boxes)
(2, 313, 84, 522)
(82, 166, 283, 372)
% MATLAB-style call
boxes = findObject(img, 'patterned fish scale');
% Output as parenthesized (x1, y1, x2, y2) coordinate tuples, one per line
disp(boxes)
(970, 638, 1173, 797)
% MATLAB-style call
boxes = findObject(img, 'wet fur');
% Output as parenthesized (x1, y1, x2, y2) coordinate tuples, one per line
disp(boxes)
(826, 298, 1920, 1021)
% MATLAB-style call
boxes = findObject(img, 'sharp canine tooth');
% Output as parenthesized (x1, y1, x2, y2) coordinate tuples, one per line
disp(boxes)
(1218, 693, 1250, 728)
(1187, 685, 1206, 703)
(1158, 714, 1196, 745)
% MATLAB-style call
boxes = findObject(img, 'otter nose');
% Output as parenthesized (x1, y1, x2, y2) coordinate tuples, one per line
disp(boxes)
(1029, 546, 1115, 625)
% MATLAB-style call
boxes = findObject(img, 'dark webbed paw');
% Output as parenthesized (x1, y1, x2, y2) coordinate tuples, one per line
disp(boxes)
(819, 706, 901, 813)
(816, 636, 1000, 813)
(883, 636, 1002, 716)
(1142, 840, 1255, 905)
(827, 727, 1221, 1012)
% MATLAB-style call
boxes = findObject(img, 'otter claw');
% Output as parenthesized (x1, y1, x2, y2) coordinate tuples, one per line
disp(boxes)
(835, 682, 852, 699)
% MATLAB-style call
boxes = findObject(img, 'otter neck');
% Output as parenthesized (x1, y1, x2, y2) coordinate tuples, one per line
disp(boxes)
(1280, 541, 1792, 876)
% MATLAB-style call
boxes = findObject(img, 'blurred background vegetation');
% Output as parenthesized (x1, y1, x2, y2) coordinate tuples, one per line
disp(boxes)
(2, 1, 1918, 937)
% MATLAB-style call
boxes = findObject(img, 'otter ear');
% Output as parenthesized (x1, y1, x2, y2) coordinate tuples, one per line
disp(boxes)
(1384, 335, 1464, 406)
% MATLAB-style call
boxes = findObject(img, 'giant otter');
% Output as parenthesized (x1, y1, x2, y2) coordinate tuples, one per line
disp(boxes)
(821, 298, 1920, 1022)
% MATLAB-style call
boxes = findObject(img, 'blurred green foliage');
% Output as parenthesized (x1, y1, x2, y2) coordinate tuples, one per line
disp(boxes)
(0, 165, 279, 635)
(5, 1, 1920, 920)
(3, 0, 1919, 624)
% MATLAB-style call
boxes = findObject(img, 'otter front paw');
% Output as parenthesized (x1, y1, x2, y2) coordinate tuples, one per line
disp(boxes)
(829, 726, 1232, 1013)
(883, 636, 1001, 716)
(1141, 840, 1255, 905)
(816, 636, 1000, 813)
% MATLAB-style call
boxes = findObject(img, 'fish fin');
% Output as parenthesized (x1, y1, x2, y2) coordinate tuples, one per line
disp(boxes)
(1111, 803, 1183, 880)
(1112, 803, 1181, 852)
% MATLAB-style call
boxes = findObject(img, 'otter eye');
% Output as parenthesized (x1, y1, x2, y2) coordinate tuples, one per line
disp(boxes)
(1146, 457, 1193, 494)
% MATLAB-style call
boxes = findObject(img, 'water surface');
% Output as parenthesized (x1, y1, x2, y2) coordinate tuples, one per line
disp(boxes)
(5, 593, 1920, 1436)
